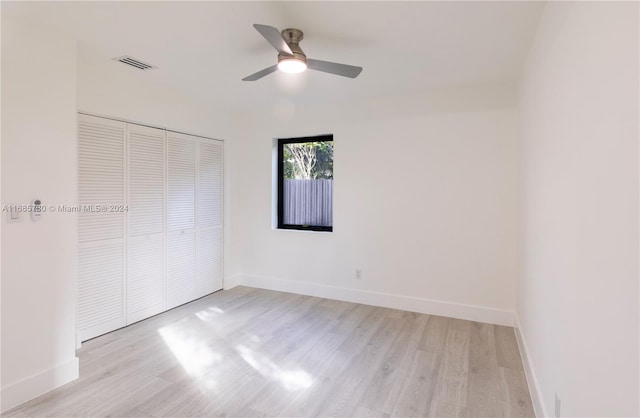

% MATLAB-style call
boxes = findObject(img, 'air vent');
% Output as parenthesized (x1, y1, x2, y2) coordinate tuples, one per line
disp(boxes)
(113, 56, 156, 71)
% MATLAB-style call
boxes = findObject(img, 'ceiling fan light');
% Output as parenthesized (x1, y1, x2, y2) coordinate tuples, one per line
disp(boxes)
(278, 58, 307, 74)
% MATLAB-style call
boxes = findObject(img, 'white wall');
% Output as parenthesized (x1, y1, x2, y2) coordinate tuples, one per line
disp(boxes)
(228, 85, 519, 325)
(77, 47, 237, 141)
(1, 16, 79, 412)
(518, 2, 639, 417)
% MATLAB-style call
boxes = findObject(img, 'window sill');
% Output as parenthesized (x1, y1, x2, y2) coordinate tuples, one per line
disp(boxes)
(274, 226, 333, 233)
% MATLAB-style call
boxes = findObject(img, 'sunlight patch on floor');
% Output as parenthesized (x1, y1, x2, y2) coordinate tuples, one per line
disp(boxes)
(158, 321, 222, 379)
(195, 306, 225, 321)
(236, 344, 314, 391)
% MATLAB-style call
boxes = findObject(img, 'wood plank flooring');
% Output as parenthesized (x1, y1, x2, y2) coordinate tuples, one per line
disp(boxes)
(4, 287, 534, 417)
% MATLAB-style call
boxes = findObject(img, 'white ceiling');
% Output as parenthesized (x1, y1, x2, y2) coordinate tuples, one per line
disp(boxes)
(4, 1, 544, 112)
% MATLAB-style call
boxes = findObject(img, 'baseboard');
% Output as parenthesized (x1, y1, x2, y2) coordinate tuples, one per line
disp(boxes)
(514, 316, 548, 417)
(223, 274, 243, 290)
(236, 274, 515, 326)
(0, 357, 79, 413)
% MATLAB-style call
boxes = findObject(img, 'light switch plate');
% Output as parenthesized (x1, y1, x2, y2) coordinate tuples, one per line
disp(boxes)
(7, 208, 21, 223)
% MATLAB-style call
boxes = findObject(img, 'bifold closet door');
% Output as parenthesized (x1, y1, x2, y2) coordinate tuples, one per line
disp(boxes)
(78, 114, 126, 341)
(197, 139, 224, 295)
(79, 114, 224, 341)
(166, 132, 197, 309)
(126, 124, 166, 324)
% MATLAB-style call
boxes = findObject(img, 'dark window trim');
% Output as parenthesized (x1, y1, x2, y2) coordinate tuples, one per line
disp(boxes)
(277, 134, 333, 232)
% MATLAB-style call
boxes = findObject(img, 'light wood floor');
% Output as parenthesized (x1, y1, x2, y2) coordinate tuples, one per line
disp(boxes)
(4, 287, 534, 417)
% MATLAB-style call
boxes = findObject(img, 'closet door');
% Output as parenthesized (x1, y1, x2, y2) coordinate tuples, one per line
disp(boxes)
(197, 139, 224, 295)
(166, 132, 197, 309)
(126, 124, 165, 324)
(78, 114, 126, 341)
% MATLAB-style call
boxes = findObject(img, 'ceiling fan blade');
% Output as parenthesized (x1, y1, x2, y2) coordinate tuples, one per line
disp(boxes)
(307, 59, 363, 78)
(242, 65, 278, 81)
(253, 24, 293, 55)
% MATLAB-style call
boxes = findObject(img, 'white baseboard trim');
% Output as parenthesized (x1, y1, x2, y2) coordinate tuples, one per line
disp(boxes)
(0, 357, 79, 413)
(223, 274, 243, 290)
(514, 316, 548, 417)
(236, 274, 515, 326)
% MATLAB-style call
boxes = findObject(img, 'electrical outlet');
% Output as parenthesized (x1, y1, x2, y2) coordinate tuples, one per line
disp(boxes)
(355, 269, 362, 280)
(555, 393, 561, 417)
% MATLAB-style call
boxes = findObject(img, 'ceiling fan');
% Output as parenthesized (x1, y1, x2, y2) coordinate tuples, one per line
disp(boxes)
(243, 24, 363, 81)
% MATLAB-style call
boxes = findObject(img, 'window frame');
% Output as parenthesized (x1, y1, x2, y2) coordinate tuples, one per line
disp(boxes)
(277, 134, 334, 232)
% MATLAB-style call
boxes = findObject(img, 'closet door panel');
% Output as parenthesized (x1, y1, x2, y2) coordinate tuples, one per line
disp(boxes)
(127, 233, 164, 323)
(78, 241, 125, 341)
(167, 132, 196, 232)
(166, 132, 197, 308)
(78, 114, 126, 341)
(198, 228, 222, 295)
(128, 124, 165, 237)
(78, 115, 125, 242)
(167, 230, 197, 309)
(126, 124, 166, 323)
(197, 139, 223, 295)
(198, 140, 223, 229)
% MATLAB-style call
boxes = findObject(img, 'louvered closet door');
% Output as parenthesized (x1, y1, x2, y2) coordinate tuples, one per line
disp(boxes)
(166, 132, 197, 309)
(78, 114, 126, 341)
(197, 139, 223, 295)
(127, 124, 165, 324)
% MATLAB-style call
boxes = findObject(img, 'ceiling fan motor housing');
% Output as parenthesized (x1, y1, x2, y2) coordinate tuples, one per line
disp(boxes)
(279, 28, 307, 64)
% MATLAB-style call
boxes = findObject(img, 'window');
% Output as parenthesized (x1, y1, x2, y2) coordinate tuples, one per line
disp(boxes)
(277, 135, 333, 232)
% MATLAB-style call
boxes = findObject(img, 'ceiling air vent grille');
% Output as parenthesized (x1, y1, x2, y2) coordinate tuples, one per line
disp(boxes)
(113, 56, 156, 71)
